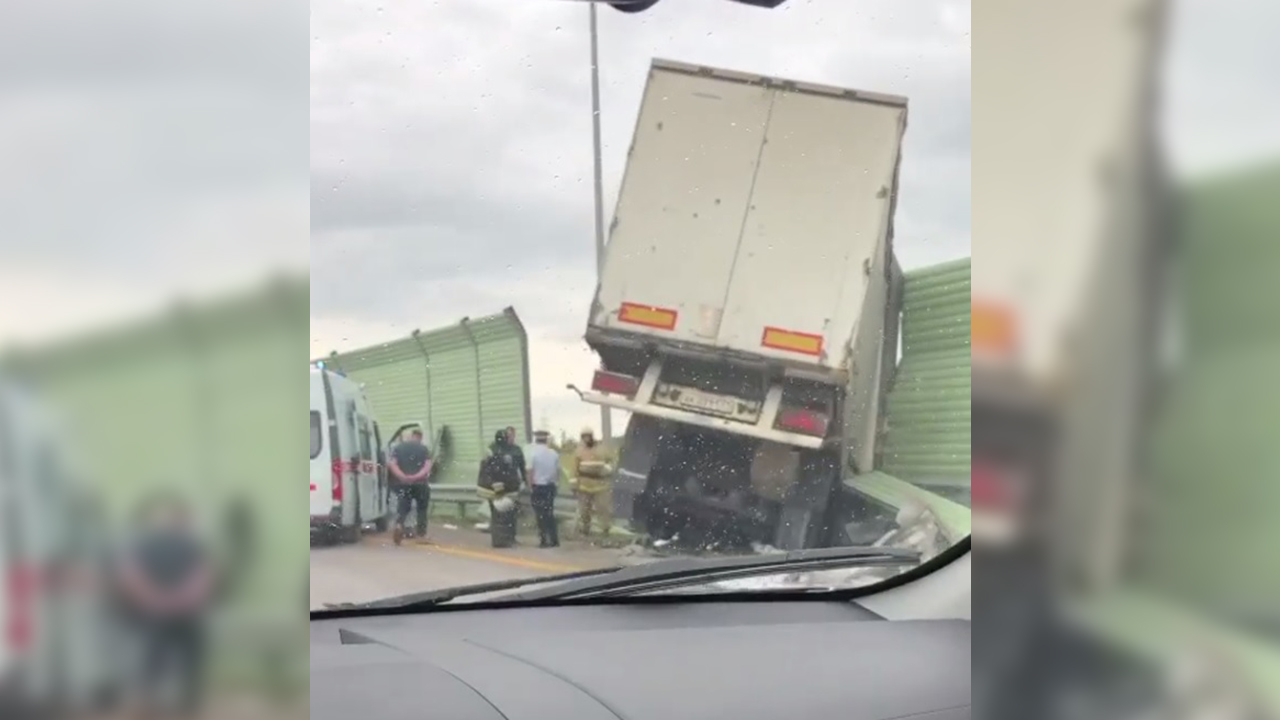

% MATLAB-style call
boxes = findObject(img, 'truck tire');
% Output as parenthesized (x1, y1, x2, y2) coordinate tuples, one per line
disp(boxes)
(772, 450, 841, 551)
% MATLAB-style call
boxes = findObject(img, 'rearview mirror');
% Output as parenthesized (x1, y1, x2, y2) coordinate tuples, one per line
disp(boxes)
(595, 0, 789, 13)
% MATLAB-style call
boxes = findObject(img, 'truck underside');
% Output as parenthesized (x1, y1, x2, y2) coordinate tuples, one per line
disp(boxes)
(611, 414, 897, 552)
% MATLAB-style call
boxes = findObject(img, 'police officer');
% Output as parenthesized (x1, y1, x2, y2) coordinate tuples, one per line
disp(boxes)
(526, 429, 562, 548)
(572, 427, 613, 538)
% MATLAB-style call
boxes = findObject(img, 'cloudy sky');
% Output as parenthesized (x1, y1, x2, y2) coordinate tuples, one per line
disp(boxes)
(310, 0, 973, 434)
(1, 0, 1275, 435)
(1162, 0, 1280, 176)
(305, 0, 1280, 435)
(0, 0, 308, 346)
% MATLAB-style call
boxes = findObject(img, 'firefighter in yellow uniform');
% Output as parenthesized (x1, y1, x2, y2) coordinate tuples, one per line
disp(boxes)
(571, 427, 613, 538)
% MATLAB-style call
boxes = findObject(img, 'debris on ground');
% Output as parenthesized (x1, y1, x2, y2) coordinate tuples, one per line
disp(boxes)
(652, 534, 679, 549)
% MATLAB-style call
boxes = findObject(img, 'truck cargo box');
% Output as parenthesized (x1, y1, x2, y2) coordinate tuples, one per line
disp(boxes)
(588, 59, 908, 381)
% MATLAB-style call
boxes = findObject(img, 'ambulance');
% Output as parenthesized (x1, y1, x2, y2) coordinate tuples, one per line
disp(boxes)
(0, 379, 121, 716)
(310, 364, 391, 542)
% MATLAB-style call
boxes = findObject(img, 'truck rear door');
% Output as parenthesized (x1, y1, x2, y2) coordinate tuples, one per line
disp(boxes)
(592, 60, 905, 374)
(717, 90, 904, 364)
(593, 64, 773, 344)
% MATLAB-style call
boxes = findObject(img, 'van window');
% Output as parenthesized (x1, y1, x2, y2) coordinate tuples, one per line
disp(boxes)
(310, 411, 323, 459)
(0, 413, 12, 479)
(358, 416, 373, 461)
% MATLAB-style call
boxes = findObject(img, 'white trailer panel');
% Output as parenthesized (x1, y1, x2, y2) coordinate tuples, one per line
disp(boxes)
(590, 59, 907, 377)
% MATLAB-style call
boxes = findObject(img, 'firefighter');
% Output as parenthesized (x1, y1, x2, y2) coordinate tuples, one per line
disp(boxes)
(572, 427, 613, 538)
(477, 430, 523, 548)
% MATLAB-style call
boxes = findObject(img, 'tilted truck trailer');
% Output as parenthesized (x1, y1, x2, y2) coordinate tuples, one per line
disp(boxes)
(575, 59, 910, 551)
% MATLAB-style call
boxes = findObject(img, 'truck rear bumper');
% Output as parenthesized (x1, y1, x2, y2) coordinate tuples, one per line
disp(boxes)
(581, 390, 826, 449)
(585, 327, 848, 384)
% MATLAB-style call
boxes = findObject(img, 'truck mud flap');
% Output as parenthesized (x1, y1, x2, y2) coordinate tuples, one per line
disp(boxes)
(612, 415, 665, 528)
(613, 469, 648, 525)
(773, 451, 840, 551)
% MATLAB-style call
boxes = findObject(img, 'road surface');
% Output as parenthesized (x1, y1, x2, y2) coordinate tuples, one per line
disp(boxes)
(310, 526, 629, 609)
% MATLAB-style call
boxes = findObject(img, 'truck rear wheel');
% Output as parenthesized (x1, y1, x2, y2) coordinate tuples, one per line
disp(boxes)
(772, 449, 841, 551)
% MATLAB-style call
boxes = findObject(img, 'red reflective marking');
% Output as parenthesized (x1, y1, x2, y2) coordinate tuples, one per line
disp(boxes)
(591, 370, 640, 398)
(971, 462, 1013, 511)
(776, 408, 830, 437)
(6, 565, 38, 651)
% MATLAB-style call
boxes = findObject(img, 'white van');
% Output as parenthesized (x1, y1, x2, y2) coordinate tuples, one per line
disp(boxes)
(310, 366, 390, 542)
(0, 380, 120, 716)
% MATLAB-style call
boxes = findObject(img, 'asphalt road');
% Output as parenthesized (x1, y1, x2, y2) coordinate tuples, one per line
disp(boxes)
(309, 526, 628, 609)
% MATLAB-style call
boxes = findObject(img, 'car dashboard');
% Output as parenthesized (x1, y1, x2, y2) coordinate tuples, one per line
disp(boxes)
(311, 599, 971, 720)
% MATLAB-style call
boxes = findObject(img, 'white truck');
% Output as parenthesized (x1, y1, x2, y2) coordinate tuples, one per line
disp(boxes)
(575, 59, 910, 551)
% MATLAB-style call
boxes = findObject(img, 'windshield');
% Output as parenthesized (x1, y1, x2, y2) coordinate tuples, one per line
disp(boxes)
(309, 0, 971, 610)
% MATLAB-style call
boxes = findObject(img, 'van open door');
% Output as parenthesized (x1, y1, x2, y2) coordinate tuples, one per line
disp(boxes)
(309, 409, 335, 522)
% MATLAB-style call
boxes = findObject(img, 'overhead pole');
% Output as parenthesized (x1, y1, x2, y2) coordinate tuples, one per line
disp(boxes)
(589, 1, 612, 441)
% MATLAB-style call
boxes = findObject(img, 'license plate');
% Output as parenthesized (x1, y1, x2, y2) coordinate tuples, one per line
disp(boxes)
(676, 389, 737, 416)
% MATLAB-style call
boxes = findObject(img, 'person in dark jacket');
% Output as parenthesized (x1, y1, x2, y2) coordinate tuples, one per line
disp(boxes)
(504, 426, 528, 487)
(389, 428, 433, 545)
(115, 493, 217, 719)
(478, 430, 523, 548)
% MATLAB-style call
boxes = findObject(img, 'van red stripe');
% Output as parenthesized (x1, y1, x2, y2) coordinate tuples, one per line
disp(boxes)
(6, 565, 38, 651)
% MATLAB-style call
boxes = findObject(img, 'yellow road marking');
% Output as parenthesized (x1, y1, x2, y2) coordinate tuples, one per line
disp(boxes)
(416, 542, 588, 574)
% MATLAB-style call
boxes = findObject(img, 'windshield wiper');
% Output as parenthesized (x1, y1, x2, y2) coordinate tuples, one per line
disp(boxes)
(500, 545, 920, 601)
(315, 566, 624, 613)
(313, 545, 920, 615)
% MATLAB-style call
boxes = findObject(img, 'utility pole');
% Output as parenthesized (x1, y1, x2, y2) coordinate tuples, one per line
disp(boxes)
(589, 1, 612, 440)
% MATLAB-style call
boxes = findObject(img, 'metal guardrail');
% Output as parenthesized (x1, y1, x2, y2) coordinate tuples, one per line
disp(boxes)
(427, 484, 577, 521)
(429, 484, 483, 504)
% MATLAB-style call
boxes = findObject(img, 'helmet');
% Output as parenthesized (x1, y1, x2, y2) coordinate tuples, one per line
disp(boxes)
(580, 426, 594, 437)
(492, 496, 516, 514)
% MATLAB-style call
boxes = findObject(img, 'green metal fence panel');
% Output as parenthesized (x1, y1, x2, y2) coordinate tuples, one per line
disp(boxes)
(3, 282, 307, 546)
(1141, 163, 1280, 616)
(0, 280, 309, 690)
(321, 307, 532, 487)
(880, 257, 972, 498)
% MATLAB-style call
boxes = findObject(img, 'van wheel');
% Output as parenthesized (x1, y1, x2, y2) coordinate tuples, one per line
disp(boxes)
(341, 505, 362, 543)
(340, 523, 361, 544)
(346, 487, 363, 542)
(93, 679, 124, 714)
